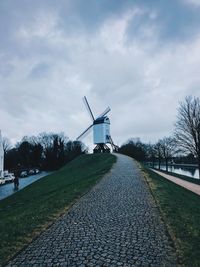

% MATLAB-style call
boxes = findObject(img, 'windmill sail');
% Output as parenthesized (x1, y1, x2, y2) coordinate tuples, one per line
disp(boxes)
(76, 124, 93, 141)
(96, 107, 111, 118)
(83, 96, 95, 122)
(0, 130, 4, 178)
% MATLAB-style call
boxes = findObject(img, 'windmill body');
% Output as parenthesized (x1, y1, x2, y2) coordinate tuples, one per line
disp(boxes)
(0, 130, 4, 178)
(76, 96, 118, 153)
(93, 116, 110, 144)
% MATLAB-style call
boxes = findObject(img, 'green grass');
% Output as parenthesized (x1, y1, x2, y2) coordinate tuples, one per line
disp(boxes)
(0, 154, 116, 266)
(153, 168, 200, 185)
(143, 167, 200, 267)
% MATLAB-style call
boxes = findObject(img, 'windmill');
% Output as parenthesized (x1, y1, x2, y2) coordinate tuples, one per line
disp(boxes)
(76, 96, 118, 153)
(0, 130, 4, 178)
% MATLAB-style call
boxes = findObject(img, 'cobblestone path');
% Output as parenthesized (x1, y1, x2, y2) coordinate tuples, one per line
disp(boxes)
(7, 154, 177, 267)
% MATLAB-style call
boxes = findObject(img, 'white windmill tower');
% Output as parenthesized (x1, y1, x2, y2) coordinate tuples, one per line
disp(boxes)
(0, 130, 4, 178)
(76, 96, 118, 153)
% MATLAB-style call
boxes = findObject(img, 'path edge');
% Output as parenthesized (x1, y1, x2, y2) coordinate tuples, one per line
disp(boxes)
(135, 161, 180, 267)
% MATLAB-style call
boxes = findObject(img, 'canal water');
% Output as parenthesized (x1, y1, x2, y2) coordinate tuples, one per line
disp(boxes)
(153, 164, 199, 179)
(0, 171, 52, 201)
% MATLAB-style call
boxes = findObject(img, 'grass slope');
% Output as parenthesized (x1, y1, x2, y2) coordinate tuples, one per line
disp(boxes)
(143, 167, 200, 267)
(0, 154, 116, 266)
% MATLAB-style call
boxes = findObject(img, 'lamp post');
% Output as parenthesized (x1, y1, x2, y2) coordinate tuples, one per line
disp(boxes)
(197, 122, 200, 178)
(193, 110, 200, 178)
(0, 130, 4, 178)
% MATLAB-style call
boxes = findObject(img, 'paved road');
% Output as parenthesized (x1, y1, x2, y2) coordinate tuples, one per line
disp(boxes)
(7, 154, 177, 267)
(0, 172, 52, 201)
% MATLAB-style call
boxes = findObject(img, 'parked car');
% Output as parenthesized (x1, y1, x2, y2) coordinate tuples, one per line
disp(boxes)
(0, 178, 6, 185)
(3, 173, 15, 183)
(28, 169, 35, 175)
(20, 171, 28, 177)
(34, 168, 40, 174)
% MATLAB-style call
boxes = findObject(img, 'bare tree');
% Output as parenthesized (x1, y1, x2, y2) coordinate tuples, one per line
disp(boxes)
(175, 96, 200, 177)
(145, 143, 157, 168)
(160, 137, 176, 172)
(2, 137, 12, 153)
(154, 141, 162, 170)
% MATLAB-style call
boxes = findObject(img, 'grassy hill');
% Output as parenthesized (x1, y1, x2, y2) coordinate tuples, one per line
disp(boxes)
(0, 153, 116, 266)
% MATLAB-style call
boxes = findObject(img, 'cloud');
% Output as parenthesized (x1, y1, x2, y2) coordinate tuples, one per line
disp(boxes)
(183, 0, 200, 7)
(1, 1, 200, 149)
(16, 11, 60, 41)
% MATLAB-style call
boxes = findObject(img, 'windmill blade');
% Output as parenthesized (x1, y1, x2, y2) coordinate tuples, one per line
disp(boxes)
(76, 124, 93, 141)
(97, 107, 111, 118)
(83, 96, 95, 122)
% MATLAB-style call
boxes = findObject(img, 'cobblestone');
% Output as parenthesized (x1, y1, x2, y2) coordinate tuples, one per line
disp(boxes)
(7, 154, 177, 266)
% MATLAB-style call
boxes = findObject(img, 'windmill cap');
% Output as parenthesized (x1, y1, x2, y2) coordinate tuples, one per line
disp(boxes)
(94, 116, 110, 125)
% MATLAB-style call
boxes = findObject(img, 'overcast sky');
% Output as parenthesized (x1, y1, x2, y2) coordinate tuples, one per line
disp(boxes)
(1, 0, 200, 148)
